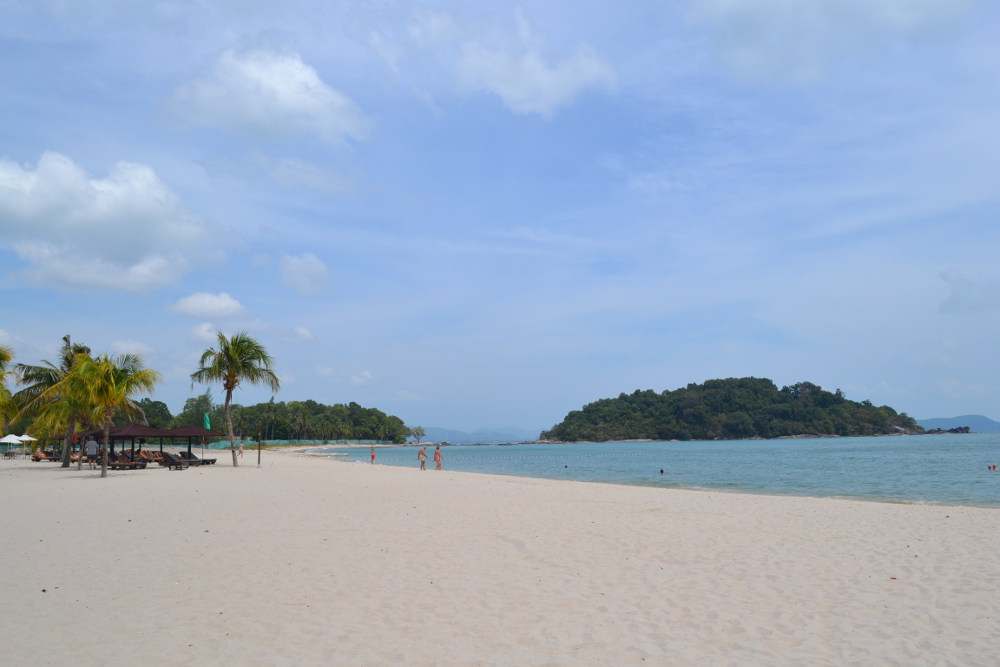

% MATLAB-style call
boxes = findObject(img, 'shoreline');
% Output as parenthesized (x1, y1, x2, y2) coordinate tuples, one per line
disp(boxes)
(307, 437, 1000, 510)
(2, 450, 998, 664)
(313, 450, 1000, 510)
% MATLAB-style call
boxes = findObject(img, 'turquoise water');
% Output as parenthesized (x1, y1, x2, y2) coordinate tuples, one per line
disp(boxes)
(316, 432, 1000, 507)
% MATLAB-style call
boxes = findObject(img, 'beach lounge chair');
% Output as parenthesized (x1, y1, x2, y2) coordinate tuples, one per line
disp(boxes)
(139, 451, 162, 464)
(178, 451, 216, 465)
(108, 454, 139, 470)
(116, 454, 147, 469)
(158, 452, 190, 470)
(32, 450, 57, 462)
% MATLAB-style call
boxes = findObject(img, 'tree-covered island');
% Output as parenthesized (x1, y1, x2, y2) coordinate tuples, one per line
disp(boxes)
(541, 377, 921, 442)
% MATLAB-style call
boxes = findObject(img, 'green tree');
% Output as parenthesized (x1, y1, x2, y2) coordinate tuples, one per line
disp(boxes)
(137, 398, 173, 429)
(171, 391, 219, 428)
(190, 331, 280, 467)
(49, 353, 159, 478)
(0, 345, 15, 435)
(15, 335, 92, 467)
(410, 426, 426, 443)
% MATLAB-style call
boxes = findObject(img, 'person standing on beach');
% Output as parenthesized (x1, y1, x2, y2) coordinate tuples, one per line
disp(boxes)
(433, 444, 442, 470)
(85, 436, 98, 469)
(238, 440, 244, 458)
(370, 445, 375, 464)
(418, 445, 427, 470)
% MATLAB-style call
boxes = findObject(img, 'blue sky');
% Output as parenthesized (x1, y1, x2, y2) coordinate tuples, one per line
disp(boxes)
(2, 1, 999, 433)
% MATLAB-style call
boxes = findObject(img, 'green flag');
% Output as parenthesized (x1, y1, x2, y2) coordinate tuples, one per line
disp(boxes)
(204, 413, 210, 429)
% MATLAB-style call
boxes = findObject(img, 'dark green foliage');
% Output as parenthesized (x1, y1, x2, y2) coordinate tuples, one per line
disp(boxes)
(540, 377, 921, 442)
(168, 395, 410, 444)
(137, 398, 173, 429)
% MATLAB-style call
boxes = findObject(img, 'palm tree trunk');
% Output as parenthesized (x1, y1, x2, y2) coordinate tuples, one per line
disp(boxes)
(60, 417, 77, 468)
(226, 391, 238, 467)
(101, 416, 111, 479)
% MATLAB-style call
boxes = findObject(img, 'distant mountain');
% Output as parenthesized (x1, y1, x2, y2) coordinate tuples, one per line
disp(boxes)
(917, 415, 1000, 432)
(418, 426, 540, 444)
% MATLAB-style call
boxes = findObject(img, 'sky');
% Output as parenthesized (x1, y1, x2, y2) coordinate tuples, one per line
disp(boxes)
(2, 0, 999, 434)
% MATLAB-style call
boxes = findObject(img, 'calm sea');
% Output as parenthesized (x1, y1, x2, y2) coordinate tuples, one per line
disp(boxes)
(314, 432, 1000, 507)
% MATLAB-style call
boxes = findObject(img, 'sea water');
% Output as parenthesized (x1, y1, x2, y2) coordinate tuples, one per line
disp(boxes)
(315, 432, 1000, 507)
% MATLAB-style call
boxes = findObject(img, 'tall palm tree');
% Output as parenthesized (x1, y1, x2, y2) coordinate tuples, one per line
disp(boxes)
(16, 335, 92, 467)
(48, 353, 159, 478)
(191, 331, 280, 467)
(0, 345, 15, 435)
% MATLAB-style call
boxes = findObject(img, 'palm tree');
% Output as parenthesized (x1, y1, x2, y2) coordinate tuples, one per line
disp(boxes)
(190, 331, 280, 467)
(0, 345, 16, 435)
(15, 335, 92, 467)
(48, 353, 159, 478)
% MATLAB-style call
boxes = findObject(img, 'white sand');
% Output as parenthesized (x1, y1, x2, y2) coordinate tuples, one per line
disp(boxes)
(1, 450, 998, 665)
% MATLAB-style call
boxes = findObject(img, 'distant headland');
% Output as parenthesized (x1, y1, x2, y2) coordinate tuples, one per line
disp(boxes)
(540, 377, 922, 443)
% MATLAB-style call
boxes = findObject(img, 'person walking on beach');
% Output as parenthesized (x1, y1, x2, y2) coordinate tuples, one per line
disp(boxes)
(84, 436, 98, 469)
(238, 440, 244, 458)
(418, 445, 427, 470)
(433, 444, 442, 470)
(370, 445, 376, 464)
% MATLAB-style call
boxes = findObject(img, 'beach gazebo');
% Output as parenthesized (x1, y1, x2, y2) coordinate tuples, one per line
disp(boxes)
(82, 423, 172, 456)
(166, 425, 225, 456)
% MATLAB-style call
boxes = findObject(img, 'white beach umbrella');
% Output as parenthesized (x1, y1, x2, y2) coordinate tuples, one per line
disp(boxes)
(18, 434, 37, 453)
(1, 434, 22, 453)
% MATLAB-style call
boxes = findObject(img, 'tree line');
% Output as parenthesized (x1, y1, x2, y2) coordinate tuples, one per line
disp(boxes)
(0, 332, 417, 477)
(141, 393, 412, 445)
(541, 377, 922, 442)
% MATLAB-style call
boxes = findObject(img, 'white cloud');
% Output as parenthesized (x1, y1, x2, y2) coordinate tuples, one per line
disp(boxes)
(292, 326, 314, 341)
(366, 8, 615, 117)
(689, 0, 972, 82)
(172, 49, 372, 145)
(459, 42, 616, 118)
(170, 292, 245, 318)
(280, 253, 329, 294)
(0, 152, 209, 292)
(111, 340, 153, 356)
(190, 322, 217, 342)
(352, 370, 374, 385)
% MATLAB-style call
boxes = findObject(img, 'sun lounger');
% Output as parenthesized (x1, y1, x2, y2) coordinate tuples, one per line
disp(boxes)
(139, 451, 163, 464)
(177, 451, 216, 465)
(158, 452, 190, 470)
(116, 454, 146, 469)
(108, 458, 130, 470)
(31, 450, 58, 462)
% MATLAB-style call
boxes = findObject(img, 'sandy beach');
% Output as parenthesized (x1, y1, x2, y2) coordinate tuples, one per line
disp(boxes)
(1, 450, 998, 665)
